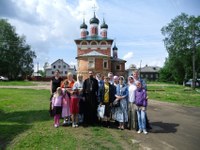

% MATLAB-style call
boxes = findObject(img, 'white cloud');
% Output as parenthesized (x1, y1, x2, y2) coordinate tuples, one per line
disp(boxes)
(122, 52, 134, 60)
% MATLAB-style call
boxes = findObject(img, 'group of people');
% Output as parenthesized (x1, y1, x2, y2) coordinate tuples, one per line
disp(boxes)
(50, 69, 150, 135)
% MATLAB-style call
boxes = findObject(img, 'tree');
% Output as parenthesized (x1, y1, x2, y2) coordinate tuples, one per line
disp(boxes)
(0, 19, 36, 80)
(161, 13, 200, 88)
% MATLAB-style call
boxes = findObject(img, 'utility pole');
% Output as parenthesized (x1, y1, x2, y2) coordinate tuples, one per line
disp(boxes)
(139, 60, 142, 79)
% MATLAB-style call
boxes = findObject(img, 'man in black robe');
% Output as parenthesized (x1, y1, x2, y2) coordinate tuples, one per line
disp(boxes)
(82, 71, 99, 125)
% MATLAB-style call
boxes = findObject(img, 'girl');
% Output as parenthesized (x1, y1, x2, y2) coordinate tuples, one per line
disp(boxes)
(73, 74, 84, 123)
(62, 81, 71, 126)
(135, 81, 148, 134)
(52, 87, 63, 128)
(70, 88, 80, 127)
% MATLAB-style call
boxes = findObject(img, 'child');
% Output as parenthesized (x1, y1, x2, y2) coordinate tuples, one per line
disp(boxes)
(52, 87, 63, 128)
(70, 88, 80, 127)
(135, 81, 148, 134)
(62, 81, 71, 126)
(73, 74, 84, 123)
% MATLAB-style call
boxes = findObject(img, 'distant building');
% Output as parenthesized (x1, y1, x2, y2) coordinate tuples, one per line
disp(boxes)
(74, 12, 126, 79)
(127, 64, 137, 77)
(140, 65, 161, 81)
(44, 59, 76, 77)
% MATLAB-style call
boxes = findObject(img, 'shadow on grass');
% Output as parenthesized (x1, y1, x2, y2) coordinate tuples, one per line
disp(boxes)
(150, 121, 179, 133)
(0, 109, 51, 149)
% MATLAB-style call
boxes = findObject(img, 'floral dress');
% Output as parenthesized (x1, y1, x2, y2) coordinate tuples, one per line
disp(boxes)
(114, 84, 128, 123)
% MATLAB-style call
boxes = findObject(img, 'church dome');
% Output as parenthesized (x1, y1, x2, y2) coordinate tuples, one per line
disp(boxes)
(112, 44, 118, 50)
(100, 19, 108, 29)
(80, 19, 88, 29)
(90, 12, 99, 24)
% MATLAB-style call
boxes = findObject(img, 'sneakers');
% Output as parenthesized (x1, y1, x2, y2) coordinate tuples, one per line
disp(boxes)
(54, 124, 59, 128)
(72, 123, 78, 128)
(137, 129, 148, 134)
(143, 130, 148, 134)
(137, 130, 142, 134)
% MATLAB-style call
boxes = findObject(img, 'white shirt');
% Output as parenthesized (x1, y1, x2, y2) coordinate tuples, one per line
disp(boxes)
(128, 83, 137, 103)
(73, 81, 83, 90)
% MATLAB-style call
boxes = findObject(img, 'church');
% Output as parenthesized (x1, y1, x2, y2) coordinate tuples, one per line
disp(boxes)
(74, 12, 126, 79)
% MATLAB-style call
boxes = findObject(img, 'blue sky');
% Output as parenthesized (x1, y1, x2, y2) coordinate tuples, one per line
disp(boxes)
(0, 0, 199, 71)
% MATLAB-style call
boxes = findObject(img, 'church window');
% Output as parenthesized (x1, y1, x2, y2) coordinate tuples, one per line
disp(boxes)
(88, 58, 95, 69)
(103, 59, 108, 69)
(116, 65, 120, 70)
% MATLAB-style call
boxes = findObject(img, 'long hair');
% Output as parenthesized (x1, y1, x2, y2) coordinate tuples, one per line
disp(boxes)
(55, 87, 62, 97)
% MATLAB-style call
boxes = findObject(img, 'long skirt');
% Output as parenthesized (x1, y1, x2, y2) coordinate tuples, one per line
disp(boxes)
(114, 99, 128, 123)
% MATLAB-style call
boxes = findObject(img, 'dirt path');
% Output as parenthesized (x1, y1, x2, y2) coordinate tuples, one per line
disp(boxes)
(134, 100, 200, 150)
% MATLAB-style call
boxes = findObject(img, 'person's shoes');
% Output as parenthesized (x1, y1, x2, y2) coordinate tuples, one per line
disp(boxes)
(75, 124, 78, 127)
(137, 130, 142, 134)
(54, 124, 58, 128)
(72, 123, 76, 128)
(143, 130, 148, 134)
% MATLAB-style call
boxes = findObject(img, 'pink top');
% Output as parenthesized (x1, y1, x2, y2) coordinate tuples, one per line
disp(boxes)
(52, 95, 63, 107)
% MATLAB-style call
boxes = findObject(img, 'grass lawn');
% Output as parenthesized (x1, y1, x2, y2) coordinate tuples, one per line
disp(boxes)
(0, 81, 37, 86)
(0, 89, 137, 150)
(147, 83, 200, 107)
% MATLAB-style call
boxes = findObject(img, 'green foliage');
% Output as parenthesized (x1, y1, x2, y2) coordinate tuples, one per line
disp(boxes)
(0, 81, 36, 86)
(160, 13, 200, 83)
(38, 70, 46, 77)
(148, 83, 200, 107)
(0, 19, 36, 80)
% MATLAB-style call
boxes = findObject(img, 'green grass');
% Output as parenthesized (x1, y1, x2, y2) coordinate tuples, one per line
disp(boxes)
(0, 81, 36, 86)
(147, 83, 200, 107)
(0, 89, 137, 150)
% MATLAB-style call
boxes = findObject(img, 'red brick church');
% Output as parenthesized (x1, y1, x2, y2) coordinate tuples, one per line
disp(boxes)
(74, 12, 126, 79)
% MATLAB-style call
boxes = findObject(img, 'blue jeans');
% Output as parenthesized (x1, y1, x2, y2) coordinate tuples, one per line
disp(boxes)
(137, 109, 146, 131)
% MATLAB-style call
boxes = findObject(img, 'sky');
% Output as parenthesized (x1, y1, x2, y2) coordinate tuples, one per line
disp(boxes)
(0, 0, 200, 71)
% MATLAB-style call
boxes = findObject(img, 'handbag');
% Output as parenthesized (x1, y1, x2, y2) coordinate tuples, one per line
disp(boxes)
(113, 99, 120, 107)
(97, 105, 105, 118)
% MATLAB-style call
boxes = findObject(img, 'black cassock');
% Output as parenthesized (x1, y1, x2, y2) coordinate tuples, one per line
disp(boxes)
(83, 77, 99, 125)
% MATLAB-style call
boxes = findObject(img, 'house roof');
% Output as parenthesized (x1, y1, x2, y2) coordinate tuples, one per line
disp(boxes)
(51, 59, 70, 67)
(111, 57, 126, 62)
(140, 66, 161, 73)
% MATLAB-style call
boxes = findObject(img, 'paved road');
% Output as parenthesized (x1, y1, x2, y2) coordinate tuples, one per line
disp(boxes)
(134, 100, 200, 150)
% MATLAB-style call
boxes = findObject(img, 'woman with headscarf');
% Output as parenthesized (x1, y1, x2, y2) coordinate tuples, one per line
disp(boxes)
(114, 76, 128, 130)
(127, 76, 137, 130)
